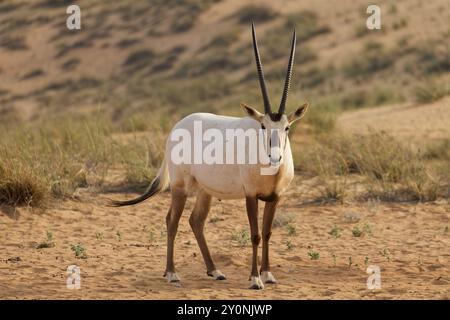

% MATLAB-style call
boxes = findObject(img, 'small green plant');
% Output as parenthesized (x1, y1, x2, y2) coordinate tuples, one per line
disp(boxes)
(286, 223, 297, 236)
(348, 256, 353, 268)
(381, 248, 391, 262)
(332, 253, 337, 266)
(148, 230, 155, 244)
(328, 225, 342, 238)
(444, 226, 449, 234)
(308, 250, 320, 260)
(352, 226, 363, 237)
(364, 256, 369, 266)
(231, 229, 250, 247)
(37, 230, 55, 249)
(95, 232, 103, 241)
(209, 216, 221, 224)
(363, 223, 373, 236)
(273, 212, 296, 228)
(71, 244, 87, 259)
(116, 230, 122, 242)
(286, 240, 294, 251)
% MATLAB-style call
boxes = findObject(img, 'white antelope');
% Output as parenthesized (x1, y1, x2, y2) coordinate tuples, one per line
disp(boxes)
(112, 23, 308, 290)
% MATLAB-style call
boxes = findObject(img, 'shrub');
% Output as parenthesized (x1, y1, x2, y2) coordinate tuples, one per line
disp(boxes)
(231, 229, 250, 247)
(233, 5, 278, 24)
(414, 82, 449, 103)
(295, 130, 444, 202)
(285, 10, 331, 41)
(0, 35, 28, 50)
(344, 50, 394, 78)
(416, 44, 450, 75)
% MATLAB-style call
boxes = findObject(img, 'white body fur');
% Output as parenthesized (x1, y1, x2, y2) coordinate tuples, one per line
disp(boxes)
(165, 112, 295, 200)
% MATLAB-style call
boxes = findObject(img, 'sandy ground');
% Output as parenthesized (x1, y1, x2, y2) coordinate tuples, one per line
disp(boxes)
(1, 176, 449, 299)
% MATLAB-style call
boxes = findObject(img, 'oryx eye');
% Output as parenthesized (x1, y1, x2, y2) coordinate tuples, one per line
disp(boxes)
(285, 126, 290, 131)
(261, 124, 266, 130)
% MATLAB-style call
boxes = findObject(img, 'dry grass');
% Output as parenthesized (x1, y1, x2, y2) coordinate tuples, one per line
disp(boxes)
(294, 130, 445, 202)
(414, 81, 450, 103)
(0, 114, 165, 207)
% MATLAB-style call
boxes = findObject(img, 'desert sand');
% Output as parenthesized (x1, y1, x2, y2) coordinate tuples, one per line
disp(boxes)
(1, 173, 449, 299)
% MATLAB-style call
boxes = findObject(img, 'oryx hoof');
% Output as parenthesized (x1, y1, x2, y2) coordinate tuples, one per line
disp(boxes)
(207, 270, 227, 280)
(249, 276, 264, 290)
(261, 271, 277, 284)
(165, 272, 181, 284)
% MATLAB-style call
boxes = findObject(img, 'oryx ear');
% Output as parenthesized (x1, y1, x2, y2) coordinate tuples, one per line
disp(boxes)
(240, 102, 265, 122)
(287, 102, 309, 124)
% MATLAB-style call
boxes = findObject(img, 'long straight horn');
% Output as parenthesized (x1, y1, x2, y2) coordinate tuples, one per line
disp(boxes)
(278, 29, 296, 114)
(251, 22, 271, 114)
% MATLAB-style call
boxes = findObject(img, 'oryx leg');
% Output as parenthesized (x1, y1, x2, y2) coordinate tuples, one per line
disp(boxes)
(245, 196, 264, 289)
(260, 197, 279, 284)
(164, 187, 187, 283)
(189, 190, 226, 280)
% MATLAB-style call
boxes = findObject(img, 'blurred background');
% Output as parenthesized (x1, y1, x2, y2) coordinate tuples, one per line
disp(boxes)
(0, 0, 449, 205)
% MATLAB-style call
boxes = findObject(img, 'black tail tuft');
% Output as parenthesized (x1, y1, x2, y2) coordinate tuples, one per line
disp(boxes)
(108, 176, 161, 207)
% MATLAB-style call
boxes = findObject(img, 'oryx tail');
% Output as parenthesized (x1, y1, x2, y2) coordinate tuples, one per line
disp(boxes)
(110, 157, 169, 207)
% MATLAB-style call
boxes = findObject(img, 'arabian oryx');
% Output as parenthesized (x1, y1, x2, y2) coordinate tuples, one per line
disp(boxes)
(111, 23, 309, 290)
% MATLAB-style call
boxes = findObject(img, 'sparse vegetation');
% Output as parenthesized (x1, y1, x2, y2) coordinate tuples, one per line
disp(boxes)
(423, 139, 450, 160)
(71, 244, 87, 259)
(414, 81, 449, 103)
(352, 226, 363, 237)
(286, 223, 297, 236)
(209, 216, 222, 224)
(273, 212, 296, 228)
(21, 69, 44, 80)
(381, 248, 391, 262)
(308, 250, 320, 260)
(286, 240, 294, 250)
(343, 45, 394, 78)
(231, 229, 250, 247)
(95, 232, 103, 241)
(36, 231, 55, 249)
(328, 225, 342, 238)
(284, 10, 331, 41)
(296, 130, 445, 202)
(233, 4, 278, 24)
(0, 35, 28, 50)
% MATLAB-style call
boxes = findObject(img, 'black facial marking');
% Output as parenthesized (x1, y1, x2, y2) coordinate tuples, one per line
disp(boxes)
(268, 113, 283, 122)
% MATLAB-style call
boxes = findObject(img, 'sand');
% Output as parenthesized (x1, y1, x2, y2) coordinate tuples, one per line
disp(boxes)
(1, 177, 449, 299)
